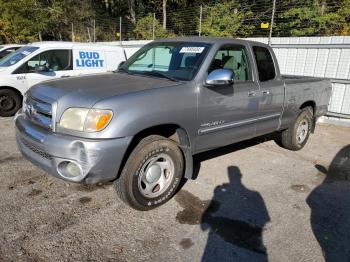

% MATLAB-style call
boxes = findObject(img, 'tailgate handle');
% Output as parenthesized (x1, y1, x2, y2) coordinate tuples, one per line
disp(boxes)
(262, 90, 270, 95)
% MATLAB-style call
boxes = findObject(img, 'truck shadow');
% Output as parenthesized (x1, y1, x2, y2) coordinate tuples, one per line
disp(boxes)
(200, 166, 270, 261)
(192, 134, 275, 180)
(307, 145, 350, 261)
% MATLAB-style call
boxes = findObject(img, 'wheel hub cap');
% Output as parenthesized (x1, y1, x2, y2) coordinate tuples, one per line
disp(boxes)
(296, 120, 309, 144)
(146, 165, 162, 183)
(138, 153, 175, 198)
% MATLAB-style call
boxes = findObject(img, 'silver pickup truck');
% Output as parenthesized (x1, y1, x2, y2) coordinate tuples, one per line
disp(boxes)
(15, 37, 331, 210)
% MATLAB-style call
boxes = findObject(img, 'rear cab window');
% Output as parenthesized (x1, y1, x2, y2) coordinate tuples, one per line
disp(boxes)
(252, 46, 276, 82)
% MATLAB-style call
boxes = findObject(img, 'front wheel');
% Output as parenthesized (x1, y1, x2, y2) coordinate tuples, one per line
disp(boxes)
(115, 135, 184, 210)
(275, 106, 313, 151)
(0, 89, 22, 117)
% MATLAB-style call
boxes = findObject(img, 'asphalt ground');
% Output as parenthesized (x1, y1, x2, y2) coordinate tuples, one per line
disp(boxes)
(0, 117, 349, 262)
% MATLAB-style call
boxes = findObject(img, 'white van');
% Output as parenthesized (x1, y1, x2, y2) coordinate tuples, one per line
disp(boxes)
(0, 44, 24, 59)
(0, 42, 126, 116)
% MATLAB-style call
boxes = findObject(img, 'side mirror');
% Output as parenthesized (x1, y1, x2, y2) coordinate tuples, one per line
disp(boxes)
(206, 69, 234, 86)
(35, 65, 49, 73)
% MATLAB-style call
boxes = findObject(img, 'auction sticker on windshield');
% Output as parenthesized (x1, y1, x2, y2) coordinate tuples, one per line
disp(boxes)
(179, 47, 205, 53)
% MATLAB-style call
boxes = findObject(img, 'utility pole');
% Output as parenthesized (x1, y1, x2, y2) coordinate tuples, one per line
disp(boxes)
(268, 0, 276, 46)
(119, 17, 122, 43)
(199, 4, 203, 37)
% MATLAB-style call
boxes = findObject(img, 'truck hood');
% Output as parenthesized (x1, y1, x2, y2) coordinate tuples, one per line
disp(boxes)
(29, 72, 181, 110)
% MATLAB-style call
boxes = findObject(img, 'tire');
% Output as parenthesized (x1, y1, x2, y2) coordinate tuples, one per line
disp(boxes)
(275, 106, 313, 151)
(115, 135, 184, 210)
(0, 89, 22, 117)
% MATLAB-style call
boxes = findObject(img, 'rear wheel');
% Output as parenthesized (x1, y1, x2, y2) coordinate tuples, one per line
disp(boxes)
(0, 89, 22, 117)
(115, 135, 184, 210)
(275, 106, 313, 151)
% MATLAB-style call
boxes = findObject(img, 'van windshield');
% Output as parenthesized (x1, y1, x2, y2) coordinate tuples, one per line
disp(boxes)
(120, 42, 211, 81)
(0, 46, 39, 67)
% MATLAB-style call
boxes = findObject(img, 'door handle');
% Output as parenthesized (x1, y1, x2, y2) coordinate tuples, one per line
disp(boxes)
(61, 75, 71, 78)
(248, 91, 256, 97)
(262, 90, 270, 95)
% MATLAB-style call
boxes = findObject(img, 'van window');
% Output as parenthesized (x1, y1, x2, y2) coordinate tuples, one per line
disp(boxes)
(252, 46, 276, 82)
(19, 49, 72, 73)
(0, 46, 39, 67)
(208, 45, 252, 81)
(0, 47, 21, 59)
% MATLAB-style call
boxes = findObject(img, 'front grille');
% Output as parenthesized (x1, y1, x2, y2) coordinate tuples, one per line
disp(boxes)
(24, 96, 52, 130)
(21, 137, 53, 160)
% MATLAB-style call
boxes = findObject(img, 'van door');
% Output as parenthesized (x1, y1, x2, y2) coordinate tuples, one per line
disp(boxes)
(15, 49, 73, 88)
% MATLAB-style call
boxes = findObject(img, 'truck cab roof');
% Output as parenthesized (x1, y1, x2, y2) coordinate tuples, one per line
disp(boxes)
(152, 36, 269, 47)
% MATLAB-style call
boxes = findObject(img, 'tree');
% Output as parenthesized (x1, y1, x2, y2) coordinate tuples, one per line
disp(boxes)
(133, 13, 174, 39)
(163, 0, 167, 29)
(127, 0, 137, 24)
(201, 1, 255, 37)
(0, 0, 50, 42)
(277, 0, 349, 36)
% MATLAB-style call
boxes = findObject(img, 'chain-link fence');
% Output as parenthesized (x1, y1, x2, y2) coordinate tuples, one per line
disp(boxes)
(62, 0, 350, 43)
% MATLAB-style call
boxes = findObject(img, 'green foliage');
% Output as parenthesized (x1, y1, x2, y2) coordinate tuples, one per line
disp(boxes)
(0, 0, 50, 43)
(278, 1, 349, 36)
(0, 0, 349, 43)
(133, 13, 174, 39)
(201, 1, 255, 37)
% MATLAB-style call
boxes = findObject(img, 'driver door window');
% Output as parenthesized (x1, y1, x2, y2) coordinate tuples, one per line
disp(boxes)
(208, 45, 252, 82)
(14, 49, 73, 88)
(23, 49, 71, 73)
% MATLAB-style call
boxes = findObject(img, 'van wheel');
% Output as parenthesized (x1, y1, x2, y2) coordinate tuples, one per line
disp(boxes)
(0, 89, 22, 117)
(275, 106, 313, 151)
(115, 135, 184, 210)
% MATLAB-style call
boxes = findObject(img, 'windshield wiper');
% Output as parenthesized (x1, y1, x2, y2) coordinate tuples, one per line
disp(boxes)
(142, 71, 178, 82)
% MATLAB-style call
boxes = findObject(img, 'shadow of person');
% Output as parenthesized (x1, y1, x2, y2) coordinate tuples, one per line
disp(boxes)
(200, 166, 270, 262)
(307, 145, 350, 261)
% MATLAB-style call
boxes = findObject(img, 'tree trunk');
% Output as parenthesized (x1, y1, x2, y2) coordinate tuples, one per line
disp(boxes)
(128, 0, 136, 24)
(163, 0, 167, 29)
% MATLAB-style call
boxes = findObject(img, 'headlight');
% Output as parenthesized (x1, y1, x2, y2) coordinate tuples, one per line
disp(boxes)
(59, 108, 113, 132)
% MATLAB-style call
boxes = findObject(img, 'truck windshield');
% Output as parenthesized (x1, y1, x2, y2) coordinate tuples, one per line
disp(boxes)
(120, 42, 211, 81)
(0, 46, 39, 67)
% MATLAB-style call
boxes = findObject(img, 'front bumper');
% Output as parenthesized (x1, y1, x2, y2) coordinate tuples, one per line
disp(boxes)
(15, 113, 132, 184)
